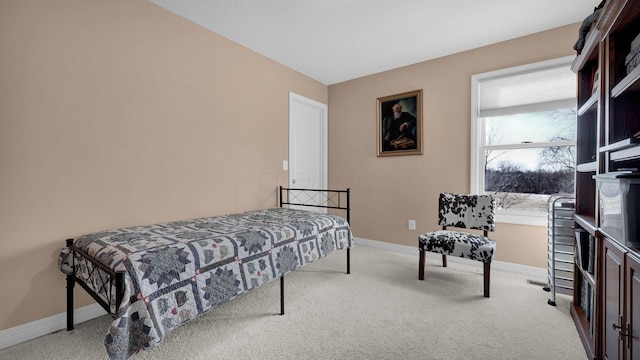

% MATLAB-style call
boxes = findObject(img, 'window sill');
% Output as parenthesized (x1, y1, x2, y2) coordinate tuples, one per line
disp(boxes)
(496, 210, 547, 227)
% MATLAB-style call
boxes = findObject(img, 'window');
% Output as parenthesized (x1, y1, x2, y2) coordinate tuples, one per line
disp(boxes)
(471, 57, 577, 226)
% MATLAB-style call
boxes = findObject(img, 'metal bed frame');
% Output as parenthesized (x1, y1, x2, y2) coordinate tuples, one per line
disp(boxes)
(65, 186, 351, 330)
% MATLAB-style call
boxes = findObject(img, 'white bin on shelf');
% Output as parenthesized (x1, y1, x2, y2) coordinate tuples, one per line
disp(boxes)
(595, 172, 640, 248)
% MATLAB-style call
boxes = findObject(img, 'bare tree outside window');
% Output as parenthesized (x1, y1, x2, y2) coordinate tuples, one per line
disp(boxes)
(482, 108, 576, 213)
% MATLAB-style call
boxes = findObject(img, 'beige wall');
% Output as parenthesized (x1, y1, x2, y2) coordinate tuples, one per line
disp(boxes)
(328, 24, 580, 268)
(0, 0, 326, 330)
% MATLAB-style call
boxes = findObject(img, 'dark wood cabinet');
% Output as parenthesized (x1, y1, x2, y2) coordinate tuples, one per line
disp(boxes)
(572, 1, 640, 359)
(626, 253, 640, 359)
(602, 239, 640, 360)
(603, 237, 625, 360)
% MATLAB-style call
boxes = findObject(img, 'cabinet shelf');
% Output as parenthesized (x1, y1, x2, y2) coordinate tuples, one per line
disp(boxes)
(578, 92, 599, 116)
(602, 137, 640, 163)
(611, 64, 640, 97)
(574, 214, 597, 236)
(610, 145, 640, 161)
(599, 137, 640, 152)
(578, 266, 597, 286)
(576, 161, 598, 172)
(571, 29, 601, 73)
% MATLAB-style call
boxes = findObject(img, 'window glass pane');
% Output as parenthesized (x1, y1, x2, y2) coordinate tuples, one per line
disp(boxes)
(484, 146, 575, 213)
(485, 108, 576, 145)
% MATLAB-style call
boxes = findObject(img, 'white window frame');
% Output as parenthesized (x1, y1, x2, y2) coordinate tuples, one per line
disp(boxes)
(470, 56, 576, 226)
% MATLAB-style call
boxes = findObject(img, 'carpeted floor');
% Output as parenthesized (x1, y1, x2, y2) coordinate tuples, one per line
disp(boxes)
(0, 245, 587, 360)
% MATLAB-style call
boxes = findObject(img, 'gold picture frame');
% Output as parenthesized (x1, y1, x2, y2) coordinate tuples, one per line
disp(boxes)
(376, 89, 423, 157)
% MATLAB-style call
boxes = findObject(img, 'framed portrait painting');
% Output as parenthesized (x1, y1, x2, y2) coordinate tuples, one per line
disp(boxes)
(376, 89, 423, 157)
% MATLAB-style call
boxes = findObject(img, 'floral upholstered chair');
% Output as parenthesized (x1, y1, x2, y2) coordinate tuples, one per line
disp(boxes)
(418, 193, 497, 297)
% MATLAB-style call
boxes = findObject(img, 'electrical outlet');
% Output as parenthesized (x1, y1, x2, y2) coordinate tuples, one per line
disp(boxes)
(408, 219, 416, 230)
(282, 160, 288, 170)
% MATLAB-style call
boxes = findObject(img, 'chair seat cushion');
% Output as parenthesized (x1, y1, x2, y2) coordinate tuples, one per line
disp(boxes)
(419, 230, 495, 263)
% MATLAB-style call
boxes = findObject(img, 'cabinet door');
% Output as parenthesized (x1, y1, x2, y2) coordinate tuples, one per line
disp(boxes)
(604, 238, 625, 360)
(627, 253, 640, 360)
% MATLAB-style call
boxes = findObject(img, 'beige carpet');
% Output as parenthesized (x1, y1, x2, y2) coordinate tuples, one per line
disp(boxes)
(0, 245, 587, 360)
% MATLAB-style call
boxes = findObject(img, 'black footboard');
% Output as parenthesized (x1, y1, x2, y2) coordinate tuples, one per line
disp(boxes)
(65, 238, 126, 331)
(278, 186, 351, 274)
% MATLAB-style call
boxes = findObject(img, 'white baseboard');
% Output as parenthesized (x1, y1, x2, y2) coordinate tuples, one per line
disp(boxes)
(0, 303, 106, 350)
(1, 237, 546, 351)
(353, 237, 547, 280)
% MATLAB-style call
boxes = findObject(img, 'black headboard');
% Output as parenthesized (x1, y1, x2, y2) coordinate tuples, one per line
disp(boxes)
(278, 186, 350, 223)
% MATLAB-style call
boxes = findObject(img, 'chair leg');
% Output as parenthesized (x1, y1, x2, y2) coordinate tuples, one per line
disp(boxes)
(483, 262, 491, 298)
(441, 254, 447, 267)
(418, 249, 425, 280)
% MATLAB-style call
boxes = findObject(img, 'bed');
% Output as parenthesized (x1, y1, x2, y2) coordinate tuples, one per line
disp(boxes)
(58, 187, 352, 359)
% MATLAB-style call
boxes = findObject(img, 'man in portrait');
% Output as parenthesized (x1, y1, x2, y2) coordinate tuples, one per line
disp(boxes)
(383, 102, 417, 151)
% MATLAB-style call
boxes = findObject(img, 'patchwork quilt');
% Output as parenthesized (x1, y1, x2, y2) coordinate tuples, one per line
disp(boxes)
(59, 208, 352, 359)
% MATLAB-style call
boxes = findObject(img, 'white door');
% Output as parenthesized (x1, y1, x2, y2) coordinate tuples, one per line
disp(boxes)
(289, 92, 327, 211)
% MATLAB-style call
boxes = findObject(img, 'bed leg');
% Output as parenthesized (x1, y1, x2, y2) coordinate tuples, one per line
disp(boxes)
(66, 274, 75, 330)
(115, 272, 125, 311)
(65, 238, 75, 331)
(280, 276, 285, 315)
(347, 248, 351, 274)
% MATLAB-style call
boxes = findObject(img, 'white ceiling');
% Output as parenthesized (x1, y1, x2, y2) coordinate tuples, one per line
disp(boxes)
(150, 0, 598, 85)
